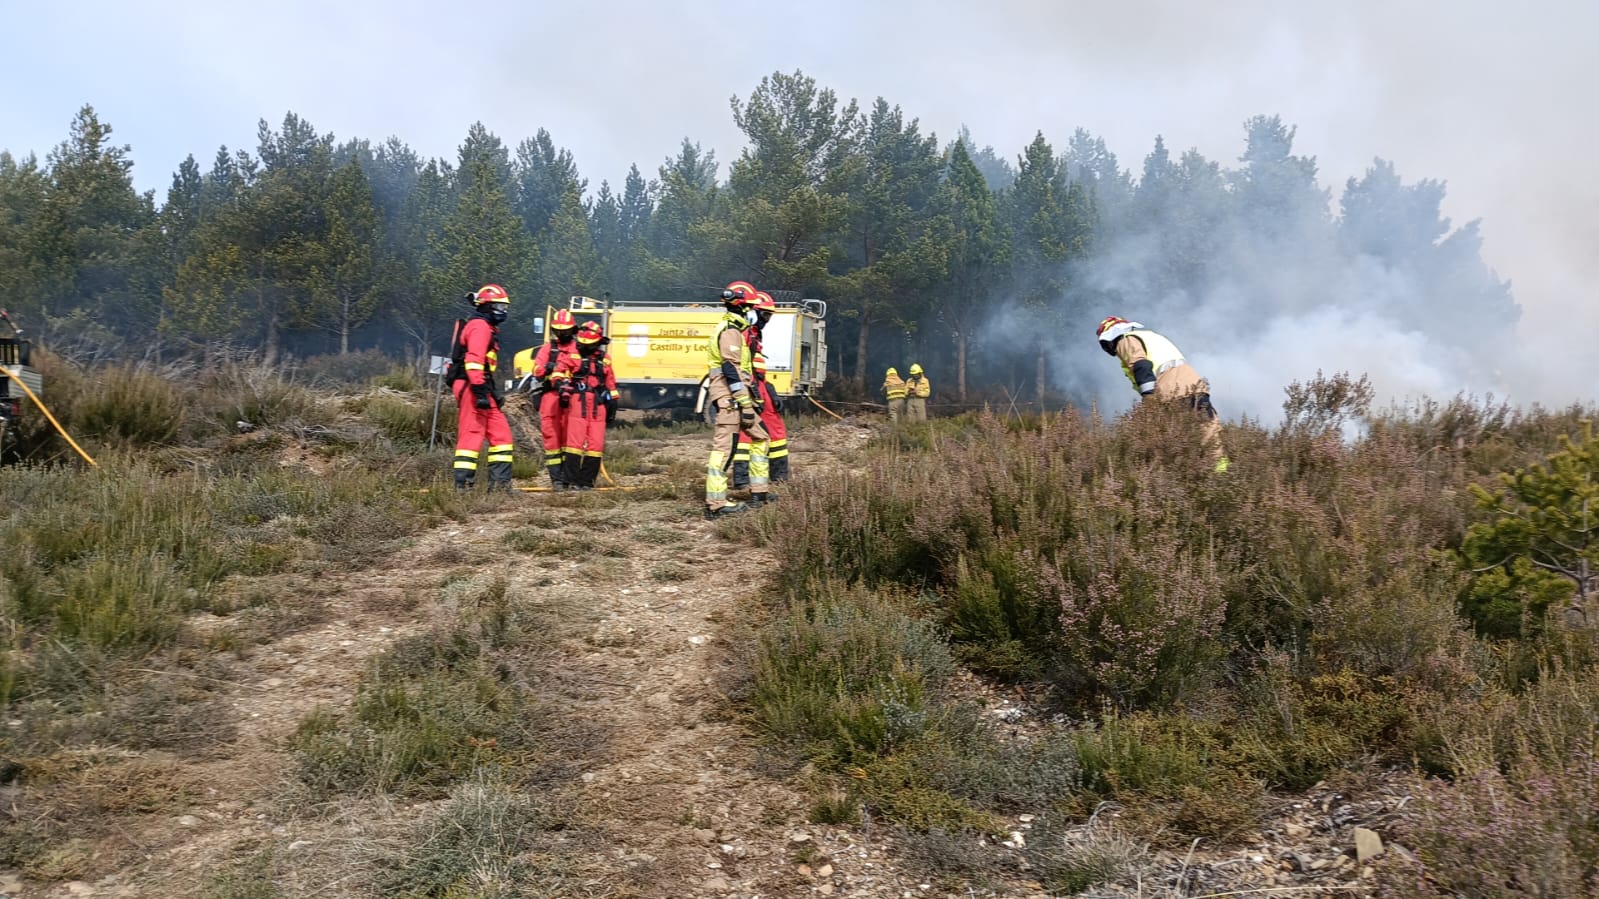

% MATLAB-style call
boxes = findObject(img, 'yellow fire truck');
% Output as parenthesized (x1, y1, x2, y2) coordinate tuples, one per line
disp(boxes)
(0, 311, 42, 461)
(510, 295, 828, 412)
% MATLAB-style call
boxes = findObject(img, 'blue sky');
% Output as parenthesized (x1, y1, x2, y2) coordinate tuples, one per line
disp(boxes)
(3, 0, 1595, 398)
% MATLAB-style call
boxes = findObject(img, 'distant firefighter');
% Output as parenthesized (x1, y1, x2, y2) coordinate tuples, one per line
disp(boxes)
(1095, 316, 1229, 473)
(882, 367, 907, 422)
(905, 363, 930, 422)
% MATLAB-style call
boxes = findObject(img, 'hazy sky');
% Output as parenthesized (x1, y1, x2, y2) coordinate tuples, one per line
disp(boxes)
(2, 0, 1594, 398)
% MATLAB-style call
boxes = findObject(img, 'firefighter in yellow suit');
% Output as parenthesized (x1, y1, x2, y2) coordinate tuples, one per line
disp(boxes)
(883, 367, 908, 422)
(704, 284, 769, 519)
(1096, 316, 1230, 472)
(905, 363, 930, 422)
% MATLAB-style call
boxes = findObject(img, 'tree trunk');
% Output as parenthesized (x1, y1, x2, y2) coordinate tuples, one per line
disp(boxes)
(340, 312, 350, 355)
(1036, 349, 1047, 403)
(853, 313, 871, 387)
(263, 310, 280, 367)
(957, 331, 968, 401)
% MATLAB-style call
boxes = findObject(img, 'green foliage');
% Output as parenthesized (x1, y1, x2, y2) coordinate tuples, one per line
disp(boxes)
(1462, 420, 1599, 637)
(751, 583, 953, 766)
(71, 365, 186, 446)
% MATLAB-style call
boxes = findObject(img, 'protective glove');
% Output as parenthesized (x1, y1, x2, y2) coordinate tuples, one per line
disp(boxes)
(597, 389, 613, 405)
(605, 398, 618, 424)
(472, 385, 493, 410)
(771, 393, 783, 414)
(557, 382, 573, 408)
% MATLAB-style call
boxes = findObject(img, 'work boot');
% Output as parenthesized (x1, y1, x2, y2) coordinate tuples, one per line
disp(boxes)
(454, 477, 475, 492)
(751, 492, 776, 506)
(704, 502, 750, 521)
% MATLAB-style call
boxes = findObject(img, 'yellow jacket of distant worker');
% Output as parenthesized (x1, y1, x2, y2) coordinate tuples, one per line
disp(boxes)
(883, 370, 907, 400)
(907, 374, 930, 398)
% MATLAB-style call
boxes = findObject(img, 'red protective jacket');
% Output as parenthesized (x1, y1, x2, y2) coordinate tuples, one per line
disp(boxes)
(455, 317, 500, 391)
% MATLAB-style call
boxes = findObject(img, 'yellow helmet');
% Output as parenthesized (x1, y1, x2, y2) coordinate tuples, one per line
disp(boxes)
(909, 364, 923, 376)
(885, 367, 898, 377)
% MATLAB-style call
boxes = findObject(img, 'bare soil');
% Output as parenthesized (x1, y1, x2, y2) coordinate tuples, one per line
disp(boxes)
(4, 417, 1399, 899)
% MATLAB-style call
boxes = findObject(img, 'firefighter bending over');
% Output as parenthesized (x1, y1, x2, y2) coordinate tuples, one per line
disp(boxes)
(704, 284, 768, 519)
(556, 321, 618, 490)
(530, 308, 578, 487)
(1096, 316, 1230, 473)
(905, 363, 930, 422)
(451, 284, 515, 490)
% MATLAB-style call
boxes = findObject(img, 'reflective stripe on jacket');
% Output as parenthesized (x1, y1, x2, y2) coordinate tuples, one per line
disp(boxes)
(1118, 329, 1184, 391)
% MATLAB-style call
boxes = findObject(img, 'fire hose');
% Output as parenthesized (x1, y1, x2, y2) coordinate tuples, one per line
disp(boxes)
(2, 366, 97, 467)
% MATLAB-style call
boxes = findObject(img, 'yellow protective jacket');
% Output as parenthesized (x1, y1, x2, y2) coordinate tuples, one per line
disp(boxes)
(907, 374, 930, 398)
(883, 371, 908, 400)
(1116, 328, 1208, 398)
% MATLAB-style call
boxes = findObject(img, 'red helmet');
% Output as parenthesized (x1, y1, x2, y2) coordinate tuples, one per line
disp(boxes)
(723, 281, 757, 307)
(550, 308, 577, 332)
(753, 291, 776, 312)
(1096, 316, 1141, 355)
(576, 321, 605, 345)
(1095, 315, 1130, 339)
(474, 284, 509, 305)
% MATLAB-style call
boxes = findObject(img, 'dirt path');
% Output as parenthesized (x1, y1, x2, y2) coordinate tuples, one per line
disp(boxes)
(19, 419, 946, 899)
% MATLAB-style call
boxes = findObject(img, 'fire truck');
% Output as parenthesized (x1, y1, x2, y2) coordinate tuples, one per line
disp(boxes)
(510, 294, 828, 413)
(0, 312, 42, 461)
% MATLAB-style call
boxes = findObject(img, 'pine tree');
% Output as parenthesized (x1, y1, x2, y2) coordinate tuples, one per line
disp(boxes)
(1463, 422, 1599, 637)
(934, 140, 1008, 399)
(306, 160, 383, 353)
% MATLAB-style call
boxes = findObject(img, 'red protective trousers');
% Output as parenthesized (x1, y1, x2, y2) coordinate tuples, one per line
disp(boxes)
(531, 339, 574, 483)
(556, 350, 616, 488)
(452, 380, 514, 486)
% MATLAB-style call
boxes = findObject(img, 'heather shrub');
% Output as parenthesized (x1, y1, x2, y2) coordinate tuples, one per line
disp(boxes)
(750, 582, 954, 765)
(1056, 533, 1228, 709)
(1071, 711, 1265, 842)
(1386, 754, 1599, 898)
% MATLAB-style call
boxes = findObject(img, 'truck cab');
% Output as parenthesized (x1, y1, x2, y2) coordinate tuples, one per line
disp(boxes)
(511, 294, 828, 412)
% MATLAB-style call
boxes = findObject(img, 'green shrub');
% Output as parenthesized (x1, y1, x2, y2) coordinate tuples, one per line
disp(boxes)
(362, 393, 432, 443)
(1071, 711, 1263, 842)
(71, 365, 187, 446)
(751, 583, 953, 766)
(298, 349, 402, 387)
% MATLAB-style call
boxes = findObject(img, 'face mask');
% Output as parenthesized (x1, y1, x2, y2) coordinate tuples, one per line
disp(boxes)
(483, 304, 508, 325)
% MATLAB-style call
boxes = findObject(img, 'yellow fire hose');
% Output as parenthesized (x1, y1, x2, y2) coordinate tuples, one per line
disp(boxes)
(806, 393, 846, 421)
(3, 366, 97, 467)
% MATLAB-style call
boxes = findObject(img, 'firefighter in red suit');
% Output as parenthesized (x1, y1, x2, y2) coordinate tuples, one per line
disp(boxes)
(751, 351, 789, 483)
(450, 284, 514, 491)
(529, 308, 578, 487)
(555, 321, 618, 490)
(749, 291, 789, 483)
